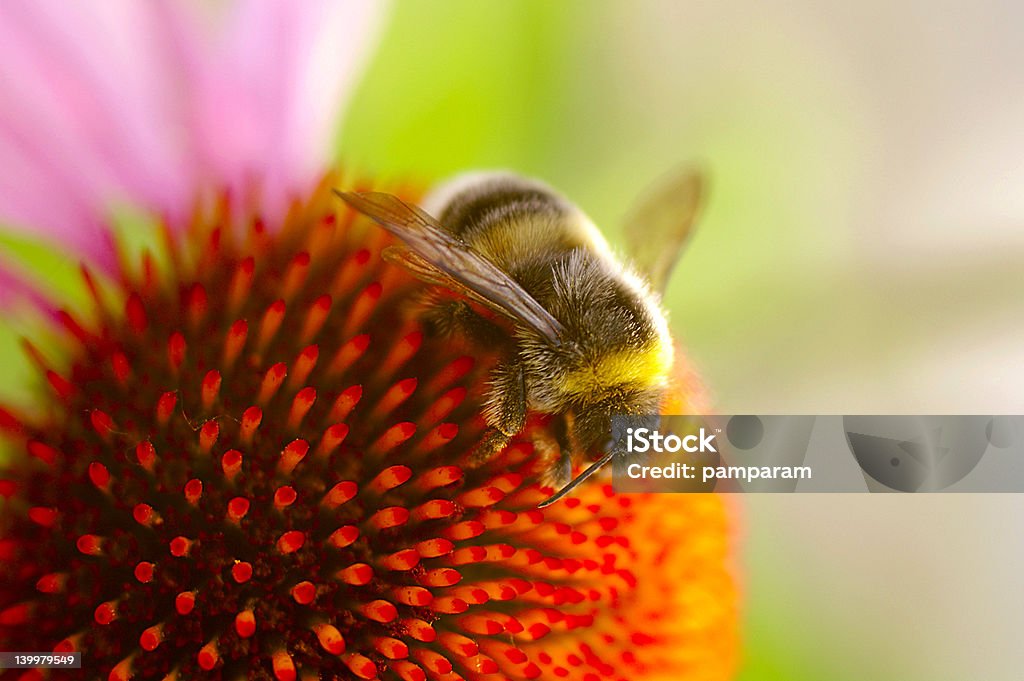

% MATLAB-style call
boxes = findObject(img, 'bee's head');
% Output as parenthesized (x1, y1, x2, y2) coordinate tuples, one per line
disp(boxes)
(570, 387, 664, 458)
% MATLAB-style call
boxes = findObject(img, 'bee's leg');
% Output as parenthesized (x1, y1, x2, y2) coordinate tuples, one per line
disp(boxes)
(472, 428, 512, 467)
(533, 416, 572, 488)
(470, 362, 527, 466)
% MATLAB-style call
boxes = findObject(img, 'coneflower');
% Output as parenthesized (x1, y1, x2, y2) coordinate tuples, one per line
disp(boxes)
(0, 3, 737, 680)
(1, 177, 736, 681)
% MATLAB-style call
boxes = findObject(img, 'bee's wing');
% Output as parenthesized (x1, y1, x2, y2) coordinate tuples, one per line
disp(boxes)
(622, 167, 706, 294)
(381, 245, 528, 320)
(336, 191, 565, 344)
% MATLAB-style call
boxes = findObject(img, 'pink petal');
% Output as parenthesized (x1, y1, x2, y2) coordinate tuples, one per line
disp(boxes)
(0, 2, 197, 266)
(166, 0, 384, 221)
(0, 0, 384, 273)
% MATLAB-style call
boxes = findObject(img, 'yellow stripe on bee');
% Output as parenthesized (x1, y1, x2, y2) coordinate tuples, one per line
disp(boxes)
(561, 343, 673, 397)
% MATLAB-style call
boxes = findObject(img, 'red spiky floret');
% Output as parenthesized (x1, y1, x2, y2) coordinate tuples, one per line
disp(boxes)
(0, 176, 737, 680)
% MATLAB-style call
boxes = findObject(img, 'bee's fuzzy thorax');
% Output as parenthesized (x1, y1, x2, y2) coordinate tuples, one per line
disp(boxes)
(559, 345, 673, 399)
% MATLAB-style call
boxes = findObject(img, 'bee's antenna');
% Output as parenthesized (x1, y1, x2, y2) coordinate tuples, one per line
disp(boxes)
(537, 449, 616, 508)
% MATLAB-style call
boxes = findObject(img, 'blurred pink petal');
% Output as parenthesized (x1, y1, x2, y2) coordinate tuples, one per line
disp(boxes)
(0, 0, 384, 273)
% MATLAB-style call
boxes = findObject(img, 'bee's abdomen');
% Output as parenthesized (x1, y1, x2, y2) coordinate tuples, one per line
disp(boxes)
(431, 174, 594, 276)
(434, 175, 568, 236)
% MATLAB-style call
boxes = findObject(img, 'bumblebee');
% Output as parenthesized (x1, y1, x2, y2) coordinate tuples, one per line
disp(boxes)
(336, 168, 703, 506)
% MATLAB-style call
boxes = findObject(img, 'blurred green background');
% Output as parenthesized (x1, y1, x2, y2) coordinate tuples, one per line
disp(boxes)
(2, 1, 1022, 679)
(338, 2, 1024, 680)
